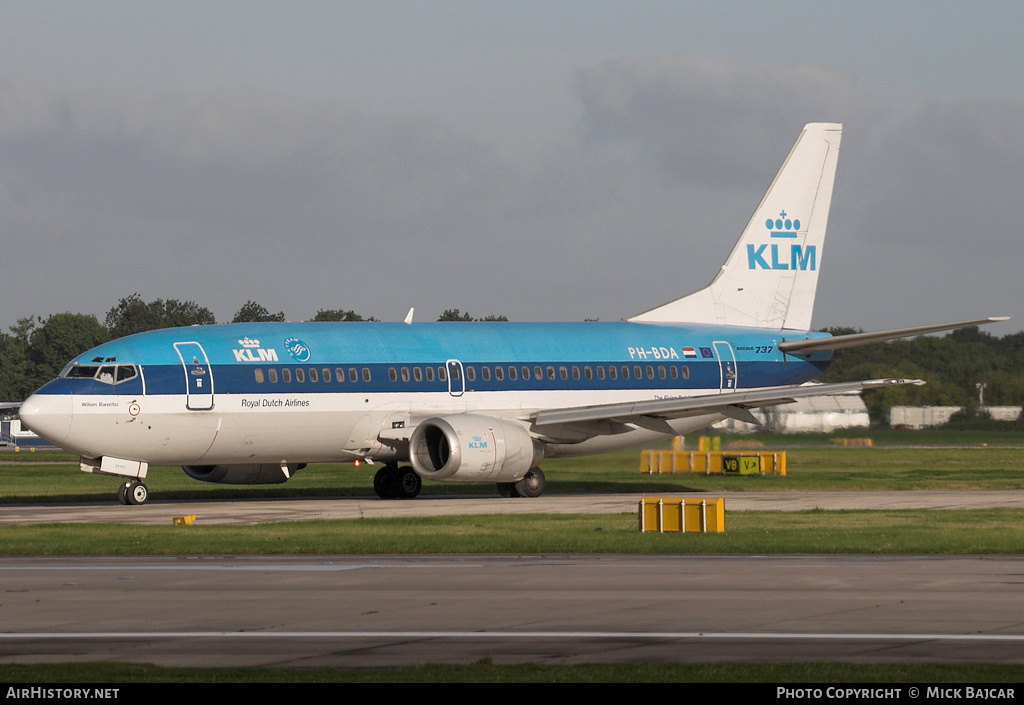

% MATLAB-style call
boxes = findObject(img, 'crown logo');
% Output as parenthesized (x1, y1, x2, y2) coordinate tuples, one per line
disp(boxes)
(238, 337, 261, 348)
(765, 210, 800, 238)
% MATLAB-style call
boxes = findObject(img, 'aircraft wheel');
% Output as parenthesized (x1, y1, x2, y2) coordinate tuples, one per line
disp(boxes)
(126, 481, 148, 505)
(514, 467, 545, 498)
(496, 482, 514, 498)
(373, 467, 397, 499)
(395, 466, 422, 499)
(117, 482, 130, 505)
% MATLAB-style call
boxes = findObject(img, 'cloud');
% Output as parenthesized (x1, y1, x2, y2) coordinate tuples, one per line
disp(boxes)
(812, 100, 1024, 330)
(574, 54, 864, 186)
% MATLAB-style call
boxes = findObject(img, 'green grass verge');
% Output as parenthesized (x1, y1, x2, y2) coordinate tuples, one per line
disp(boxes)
(2, 509, 1023, 556)
(5, 439, 1024, 503)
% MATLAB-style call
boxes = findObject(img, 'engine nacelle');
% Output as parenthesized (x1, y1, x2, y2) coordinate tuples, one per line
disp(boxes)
(181, 462, 306, 484)
(409, 414, 543, 482)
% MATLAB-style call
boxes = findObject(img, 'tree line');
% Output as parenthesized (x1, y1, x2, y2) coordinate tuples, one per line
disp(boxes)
(820, 326, 1024, 422)
(2, 295, 1020, 421)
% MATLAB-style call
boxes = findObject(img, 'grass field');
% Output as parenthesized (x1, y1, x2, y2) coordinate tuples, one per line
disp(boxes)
(4, 428, 1024, 502)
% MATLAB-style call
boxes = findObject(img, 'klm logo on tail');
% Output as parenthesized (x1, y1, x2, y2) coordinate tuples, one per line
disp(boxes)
(747, 211, 816, 271)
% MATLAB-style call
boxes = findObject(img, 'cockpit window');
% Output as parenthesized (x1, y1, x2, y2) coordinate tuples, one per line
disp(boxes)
(62, 364, 137, 384)
(116, 365, 137, 382)
(65, 365, 101, 379)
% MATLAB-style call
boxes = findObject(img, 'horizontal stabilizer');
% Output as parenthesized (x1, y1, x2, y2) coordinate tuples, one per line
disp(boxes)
(777, 317, 1011, 354)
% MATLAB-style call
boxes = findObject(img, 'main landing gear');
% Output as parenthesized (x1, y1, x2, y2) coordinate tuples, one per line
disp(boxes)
(497, 467, 546, 498)
(372, 465, 547, 499)
(373, 465, 423, 499)
(117, 479, 149, 505)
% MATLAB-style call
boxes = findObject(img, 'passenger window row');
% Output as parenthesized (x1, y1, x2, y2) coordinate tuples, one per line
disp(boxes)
(252, 364, 691, 385)
(455, 364, 691, 382)
(254, 367, 374, 384)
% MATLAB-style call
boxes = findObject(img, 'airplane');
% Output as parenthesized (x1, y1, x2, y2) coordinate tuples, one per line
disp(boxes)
(18, 122, 1008, 505)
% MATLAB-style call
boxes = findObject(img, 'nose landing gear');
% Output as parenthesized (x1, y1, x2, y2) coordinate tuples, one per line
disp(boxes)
(117, 479, 149, 505)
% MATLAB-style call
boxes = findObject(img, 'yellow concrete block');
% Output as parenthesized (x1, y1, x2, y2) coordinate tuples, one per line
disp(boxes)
(638, 497, 725, 533)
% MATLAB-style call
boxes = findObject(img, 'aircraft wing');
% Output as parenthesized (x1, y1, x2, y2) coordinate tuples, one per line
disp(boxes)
(777, 317, 1010, 354)
(528, 378, 923, 442)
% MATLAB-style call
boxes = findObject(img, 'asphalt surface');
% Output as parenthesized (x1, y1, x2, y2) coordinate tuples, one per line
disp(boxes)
(2, 489, 1024, 667)
(3, 553, 1024, 667)
(3, 489, 1024, 525)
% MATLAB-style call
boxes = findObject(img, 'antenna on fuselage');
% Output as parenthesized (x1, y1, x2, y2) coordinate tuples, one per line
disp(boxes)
(404, 307, 415, 324)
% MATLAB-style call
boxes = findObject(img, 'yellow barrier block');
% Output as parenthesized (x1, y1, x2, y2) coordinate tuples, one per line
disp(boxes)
(172, 514, 196, 526)
(640, 450, 786, 475)
(830, 438, 873, 447)
(639, 497, 724, 533)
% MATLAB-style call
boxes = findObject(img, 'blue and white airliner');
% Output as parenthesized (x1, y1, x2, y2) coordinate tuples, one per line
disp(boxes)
(18, 123, 1007, 504)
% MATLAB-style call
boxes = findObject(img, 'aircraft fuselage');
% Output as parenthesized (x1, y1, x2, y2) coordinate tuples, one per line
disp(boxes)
(20, 320, 831, 468)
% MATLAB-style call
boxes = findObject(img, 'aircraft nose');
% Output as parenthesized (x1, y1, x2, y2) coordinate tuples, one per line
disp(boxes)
(19, 383, 73, 446)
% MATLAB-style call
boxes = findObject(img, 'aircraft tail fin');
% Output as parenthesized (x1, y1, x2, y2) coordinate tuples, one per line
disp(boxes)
(630, 122, 842, 330)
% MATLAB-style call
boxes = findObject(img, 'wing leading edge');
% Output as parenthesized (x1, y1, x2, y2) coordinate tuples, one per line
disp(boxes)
(528, 378, 923, 442)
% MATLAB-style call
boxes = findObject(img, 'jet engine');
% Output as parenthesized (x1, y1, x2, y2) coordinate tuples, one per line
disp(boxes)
(409, 414, 543, 482)
(181, 462, 306, 484)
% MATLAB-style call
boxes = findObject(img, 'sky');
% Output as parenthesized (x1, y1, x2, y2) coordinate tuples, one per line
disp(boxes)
(1, 1, 1022, 337)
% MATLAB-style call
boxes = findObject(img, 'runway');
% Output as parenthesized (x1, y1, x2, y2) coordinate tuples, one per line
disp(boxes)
(3, 490, 1023, 667)
(3, 554, 1024, 667)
